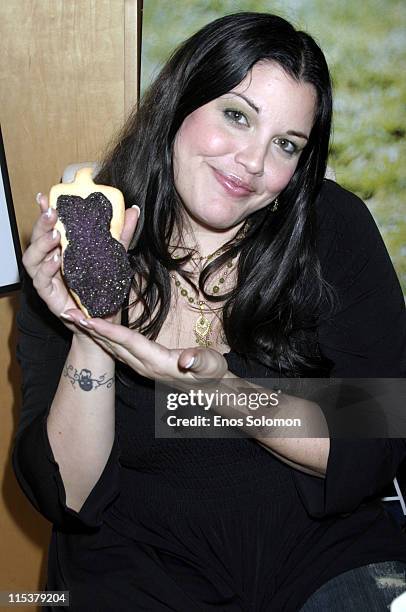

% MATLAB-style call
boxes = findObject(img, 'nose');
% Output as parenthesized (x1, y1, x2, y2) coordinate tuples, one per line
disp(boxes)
(234, 141, 268, 176)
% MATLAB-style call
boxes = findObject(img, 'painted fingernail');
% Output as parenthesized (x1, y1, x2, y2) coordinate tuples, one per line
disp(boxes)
(184, 356, 196, 369)
(60, 312, 73, 321)
(36, 192, 43, 205)
(79, 319, 94, 328)
(131, 205, 141, 215)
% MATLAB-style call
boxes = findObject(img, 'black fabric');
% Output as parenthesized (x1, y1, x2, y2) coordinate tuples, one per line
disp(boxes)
(12, 180, 406, 611)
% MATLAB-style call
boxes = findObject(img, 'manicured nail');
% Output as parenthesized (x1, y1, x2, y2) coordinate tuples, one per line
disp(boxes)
(184, 356, 196, 369)
(79, 319, 94, 329)
(60, 312, 73, 321)
(131, 205, 141, 214)
(36, 192, 43, 205)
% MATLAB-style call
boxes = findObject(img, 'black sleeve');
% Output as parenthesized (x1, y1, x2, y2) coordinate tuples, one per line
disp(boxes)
(293, 181, 406, 518)
(12, 272, 121, 531)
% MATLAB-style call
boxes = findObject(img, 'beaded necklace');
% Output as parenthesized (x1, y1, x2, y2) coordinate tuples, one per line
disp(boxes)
(169, 224, 248, 347)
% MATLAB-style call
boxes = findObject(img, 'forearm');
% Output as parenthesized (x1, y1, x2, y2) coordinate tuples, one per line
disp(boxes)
(255, 391, 329, 477)
(46, 334, 115, 512)
(216, 373, 330, 477)
(256, 435, 329, 478)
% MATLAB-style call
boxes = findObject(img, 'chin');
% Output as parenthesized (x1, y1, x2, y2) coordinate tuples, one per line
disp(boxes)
(200, 214, 242, 231)
(198, 204, 245, 230)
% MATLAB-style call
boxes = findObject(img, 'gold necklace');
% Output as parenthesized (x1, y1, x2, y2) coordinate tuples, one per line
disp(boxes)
(170, 259, 234, 347)
(168, 222, 248, 346)
(169, 221, 249, 265)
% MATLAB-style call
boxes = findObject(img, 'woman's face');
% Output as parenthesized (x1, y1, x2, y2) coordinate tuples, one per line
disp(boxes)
(173, 61, 317, 231)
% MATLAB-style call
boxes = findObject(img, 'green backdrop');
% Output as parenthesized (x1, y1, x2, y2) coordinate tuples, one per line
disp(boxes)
(141, 0, 406, 293)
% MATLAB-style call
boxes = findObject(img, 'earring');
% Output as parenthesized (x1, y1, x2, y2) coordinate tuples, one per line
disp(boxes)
(270, 197, 279, 212)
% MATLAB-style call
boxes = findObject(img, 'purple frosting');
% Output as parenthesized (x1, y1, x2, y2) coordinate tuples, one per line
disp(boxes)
(56, 192, 132, 317)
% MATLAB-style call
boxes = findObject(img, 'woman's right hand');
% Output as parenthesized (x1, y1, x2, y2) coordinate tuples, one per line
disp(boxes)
(23, 193, 140, 335)
(22, 194, 81, 329)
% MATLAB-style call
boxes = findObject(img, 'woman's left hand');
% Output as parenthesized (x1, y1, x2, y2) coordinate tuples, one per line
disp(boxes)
(63, 313, 229, 385)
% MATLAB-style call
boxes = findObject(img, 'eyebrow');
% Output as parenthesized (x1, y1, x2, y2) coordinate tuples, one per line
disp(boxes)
(228, 92, 310, 141)
(228, 92, 260, 114)
(286, 130, 309, 141)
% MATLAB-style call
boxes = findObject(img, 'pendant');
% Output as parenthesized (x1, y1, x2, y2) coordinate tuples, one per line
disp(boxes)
(195, 313, 212, 347)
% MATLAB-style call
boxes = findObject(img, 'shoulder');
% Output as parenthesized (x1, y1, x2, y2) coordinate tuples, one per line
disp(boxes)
(313, 181, 406, 376)
(315, 179, 378, 236)
(314, 179, 386, 271)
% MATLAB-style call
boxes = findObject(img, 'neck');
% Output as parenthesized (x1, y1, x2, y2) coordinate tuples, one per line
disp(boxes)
(173, 217, 246, 259)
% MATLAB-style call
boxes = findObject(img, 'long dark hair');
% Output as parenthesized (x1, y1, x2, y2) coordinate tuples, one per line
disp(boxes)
(96, 12, 334, 375)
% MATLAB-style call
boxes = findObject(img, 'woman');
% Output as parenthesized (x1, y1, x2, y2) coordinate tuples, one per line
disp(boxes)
(13, 12, 406, 611)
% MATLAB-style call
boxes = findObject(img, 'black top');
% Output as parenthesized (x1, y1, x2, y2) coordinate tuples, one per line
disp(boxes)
(12, 180, 406, 611)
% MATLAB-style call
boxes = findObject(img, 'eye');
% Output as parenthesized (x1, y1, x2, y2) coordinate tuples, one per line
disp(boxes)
(274, 138, 298, 156)
(223, 109, 249, 127)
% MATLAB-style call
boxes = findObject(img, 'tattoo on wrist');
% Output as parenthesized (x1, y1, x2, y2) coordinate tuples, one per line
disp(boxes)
(63, 364, 114, 391)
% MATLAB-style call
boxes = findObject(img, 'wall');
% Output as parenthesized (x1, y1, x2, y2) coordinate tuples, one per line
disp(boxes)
(0, 0, 138, 604)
